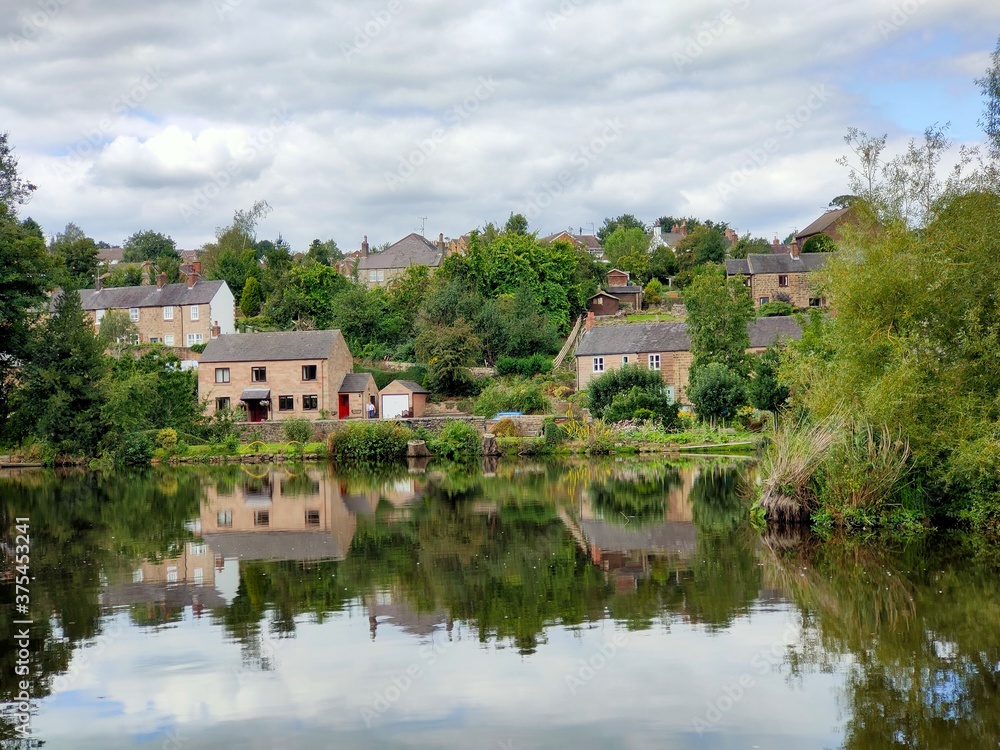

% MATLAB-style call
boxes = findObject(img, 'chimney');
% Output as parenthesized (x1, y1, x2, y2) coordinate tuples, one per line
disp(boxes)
(680, 221, 687, 236)
(361, 235, 369, 257)
(156, 272, 167, 289)
(95, 273, 103, 292)
(437, 232, 445, 253)
(185, 271, 200, 289)
(790, 240, 801, 259)
(671, 223, 679, 233)
(773, 237, 781, 246)
(211, 321, 221, 339)
(585, 311, 596, 331)
(192, 260, 202, 275)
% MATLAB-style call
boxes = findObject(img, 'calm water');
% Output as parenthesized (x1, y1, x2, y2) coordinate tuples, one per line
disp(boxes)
(1, 458, 999, 749)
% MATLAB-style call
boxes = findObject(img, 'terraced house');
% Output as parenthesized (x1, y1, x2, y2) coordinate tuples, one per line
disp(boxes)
(78, 264, 235, 347)
(575, 317, 802, 403)
(725, 247, 830, 308)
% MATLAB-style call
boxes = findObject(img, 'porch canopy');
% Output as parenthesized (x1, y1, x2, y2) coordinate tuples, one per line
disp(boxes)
(240, 389, 270, 401)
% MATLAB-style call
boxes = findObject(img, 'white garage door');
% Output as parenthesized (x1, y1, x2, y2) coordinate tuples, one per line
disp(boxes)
(381, 394, 410, 419)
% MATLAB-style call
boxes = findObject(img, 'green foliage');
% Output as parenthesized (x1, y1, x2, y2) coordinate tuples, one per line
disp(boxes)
(729, 234, 771, 259)
(682, 266, 754, 377)
(603, 386, 680, 427)
(264, 262, 351, 329)
(491, 418, 520, 438)
(354, 363, 427, 391)
(494, 354, 552, 377)
(189, 343, 207, 354)
(98, 309, 138, 355)
(104, 264, 144, 287)
(283, 418, 314, 444)
(306, 238, 341, 265)
(756, 300, 795, 317)
(643, 278, 664, 305)
(327, 421, 413, 464)
(542, 419, 568, 444)
(597, 213, 645, 243)
(427, 420, 482, 459)
(0, 131, 37, 211)
(801, 233, 836, 253)
(687, 363, 747, 422)
(602, 226, 650, 281)
(122, 230, 178, 263)
(157, 428, 178, 451)
(587, 364, 672, 421)
(240, 276, 263, 317)
(675, 225, 728, 268)
(114, 432, 153, 466)
(417, 321, 481, 396)
(473, 380, 547, 417)
(50, 222, 98, 289)
(747, 346, 790, 417)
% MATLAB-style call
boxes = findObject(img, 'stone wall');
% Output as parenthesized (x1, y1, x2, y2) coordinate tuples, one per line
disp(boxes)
(751, 272, 820, 308)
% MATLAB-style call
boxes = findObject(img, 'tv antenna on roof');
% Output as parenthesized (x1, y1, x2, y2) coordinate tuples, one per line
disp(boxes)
(418, 217, 428, 236)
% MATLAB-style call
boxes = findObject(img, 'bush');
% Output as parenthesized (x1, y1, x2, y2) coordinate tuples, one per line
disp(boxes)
(543, 420, 568, 445)
(587, 364, 673, 421)
(354, 364, 427, 391)
(428, 420, 482, 459)
(117, 432, 153, 466)
(283, 418, 314, 444)
(327, 421, 413, 464)
(687, 363, 747, 422)
(491, 418, 520, 438)
(157, 428, 178, 451)
(756, 301, 796, 317)
(495, 354, 553, 377)
(473, 380, 548, 417)
(603, 386, 680, 427)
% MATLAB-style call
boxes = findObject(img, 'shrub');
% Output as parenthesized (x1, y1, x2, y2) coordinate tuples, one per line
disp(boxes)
(587, 364, 673, 421)
(428, 420, 482, 460)
(157, 428, 178, 451)
(756, 301, 796, 317)
(117, 432, 153, 466)
(603, 386, 680, 427)
(644, 278, 664, 306)
(283, 418, 314, 444)
(495, 354, 553, 377)
(491, 418, 520, 438)
(687, 364, 747, 422)
(473, 380, 547, 417)
(543, 420, 568, 445)
(327, 421, 413, 464)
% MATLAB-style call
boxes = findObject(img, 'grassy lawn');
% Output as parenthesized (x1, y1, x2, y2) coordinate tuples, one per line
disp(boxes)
(623, 312, 684, 324)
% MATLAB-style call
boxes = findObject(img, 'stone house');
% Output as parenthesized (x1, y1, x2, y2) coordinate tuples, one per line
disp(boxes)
(78, 266, 235, 348)
(338, 373, 379, 419)
(198, 329, 356, 422)
(725, 247, 830, 308)
(355, 233, 445, 288)
(574, 317, 802, 403)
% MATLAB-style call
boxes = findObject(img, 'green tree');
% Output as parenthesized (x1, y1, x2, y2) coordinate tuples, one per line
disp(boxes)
(264, 262, 351, 329)
(643, 278, 664, 305)
(0, 131, 36, 212)
(647, 244, 678, 282)
(801, 233, 836, 253)
(122, 230, 179, 263)
(306, 238, 341, 265)
(13, 289, 106, 455)
(977, 34, 1000, 157)
(240, 276, 264, 317)
(687, 363, 747, 423)
(50, 222, 99, 289)
(597, 213, 644, 244)
(602, 226, 650, 281)
(675, 225, 727, 268)
(504, 212, 530, 235)
(729, 234, 770, 259)
(682, 267, 754, 377)
(587, 364, 673, 421)
(98, 309, 139, 357)
(747, 346, 790, 429)
(416, 321, 481, 395)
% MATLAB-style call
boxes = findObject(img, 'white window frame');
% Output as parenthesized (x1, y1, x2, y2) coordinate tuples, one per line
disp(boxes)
(186, 333, 203, 346)
(593, 357, 604, 373)
(129, 307, 139, 322)
(190, 305, 199, 321)
(129, 333, 140, 345)
(649, 354, 661, 371)
(215, 368, 230, 384)
(163, 306, 173, 321)
(759, 297, 769, 305)
(164, 334, 175, 346)
(622, 355, 629, 365)
(95, 309, 106, 325)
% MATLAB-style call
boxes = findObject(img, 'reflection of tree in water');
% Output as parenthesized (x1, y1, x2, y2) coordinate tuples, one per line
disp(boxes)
(763, 532, 1000, 749)
(689, 463, 747, 532)
(588, 465, 684, 525)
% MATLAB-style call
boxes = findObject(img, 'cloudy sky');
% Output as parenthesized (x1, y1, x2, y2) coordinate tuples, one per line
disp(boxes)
(2, 0, 999, 252)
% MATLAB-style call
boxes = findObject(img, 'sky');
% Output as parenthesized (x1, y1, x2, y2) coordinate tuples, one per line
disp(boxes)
(2, 0, 999, 253)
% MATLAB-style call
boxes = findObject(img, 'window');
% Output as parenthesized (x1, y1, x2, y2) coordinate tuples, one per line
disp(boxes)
(149, 337, 160, 344)
(129, 307, 139, 322)
(278, 395, 294, 411)
(215, 368, 230, 383)
(649, 354, 661, 371)
(193, 568, 204, 585)
(254, 510, 270, 527)
(217, 510, 233, 527)
(663, 385, 675, 404)
(129, 333, 140, 345)
(251, 367, 267, 382)
(132, 569, 143, 583)
(190, 305, 199, 321)
(759, 297, 769, 305)
(302, 365, 317, 381)
(368, 269, 385, 283)
(778, 275, 789, 288)
(595, 296, 603, 307)
(622, 355, 629, 365)
(188, 542, 207, 556)
(216, 397, 231, 411)
(164, 334, 174, 346)
(163, 306, 173, 321)
(809, 297, 821, 307)
(303, 394, 318, 410)
(305, 510, 320, 526)
(95, 309, 106, 325)
(166, 566, 178, 584)
(593, 357, 604, 373)
(186, 333, 203, 346)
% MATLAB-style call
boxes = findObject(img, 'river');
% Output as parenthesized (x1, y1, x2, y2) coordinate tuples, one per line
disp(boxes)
(1, 458, 998, 749)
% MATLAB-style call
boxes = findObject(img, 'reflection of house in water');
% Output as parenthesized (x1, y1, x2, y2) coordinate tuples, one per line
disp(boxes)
(365, 590, 452, 640)
(568, 465, 700, 592)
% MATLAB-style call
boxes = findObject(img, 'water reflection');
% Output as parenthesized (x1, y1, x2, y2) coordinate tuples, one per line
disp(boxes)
(1, 460, 999, 748)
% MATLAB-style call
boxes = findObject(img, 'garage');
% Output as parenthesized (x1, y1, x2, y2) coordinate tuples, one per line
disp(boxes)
(381, 393, 410, 419)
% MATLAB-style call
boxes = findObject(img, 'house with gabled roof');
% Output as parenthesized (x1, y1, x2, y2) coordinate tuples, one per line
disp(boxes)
(77, 265, 235, 348)
(542, 231, 605, 261)
(574, 317, 802, 402)
(725, 246, 830, 308)
(355, 232, 445, 287)
(794, 205, 854, 248)
(198, 329, 359, 422)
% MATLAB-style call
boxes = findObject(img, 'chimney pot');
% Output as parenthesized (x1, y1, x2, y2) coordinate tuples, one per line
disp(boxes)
(361, 235, 369, 257)
(437, 233, 445, 253)
(790, 241, 801, 259)
(156, 272, 167, 289)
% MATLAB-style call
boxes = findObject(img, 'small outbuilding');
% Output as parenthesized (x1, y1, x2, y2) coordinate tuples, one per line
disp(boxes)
(337, 373, 379, 419)
(587, 291, 621, 317)
(380, 380, 429, 419)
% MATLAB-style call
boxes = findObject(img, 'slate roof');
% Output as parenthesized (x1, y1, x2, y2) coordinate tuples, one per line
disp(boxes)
(200, 330, 343, 363)
(725, 259, 750, 275)
(542, 232, 603, 253)
(389, 380, 429, 394)
(338, 373, 374, 393)
(356, 233, 443, 271)
(97, 246, 124, 264)
(744, 253, 830, 275)
(201, 532, 345, 562)
(608, 285, 643, 295)
(78, 280, 226, 310)
(575, 317, 802, 357)
(795, 206, 851, 241)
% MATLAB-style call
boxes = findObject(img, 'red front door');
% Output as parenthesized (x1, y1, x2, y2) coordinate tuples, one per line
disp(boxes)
(247, 401, 268, 422)
(338, 394, 350, 419)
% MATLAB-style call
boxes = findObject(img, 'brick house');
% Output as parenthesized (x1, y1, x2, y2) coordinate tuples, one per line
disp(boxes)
(574, 317, 802, 403)
(542, 231, 605, 261)
(78, 266, 235, 348)
(604, 268, 644, 310)
(198, 330, 357, 422)
(794, 205, 854, 249)
(355, 233, 445, 288)
(725, 247, 830, 308)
